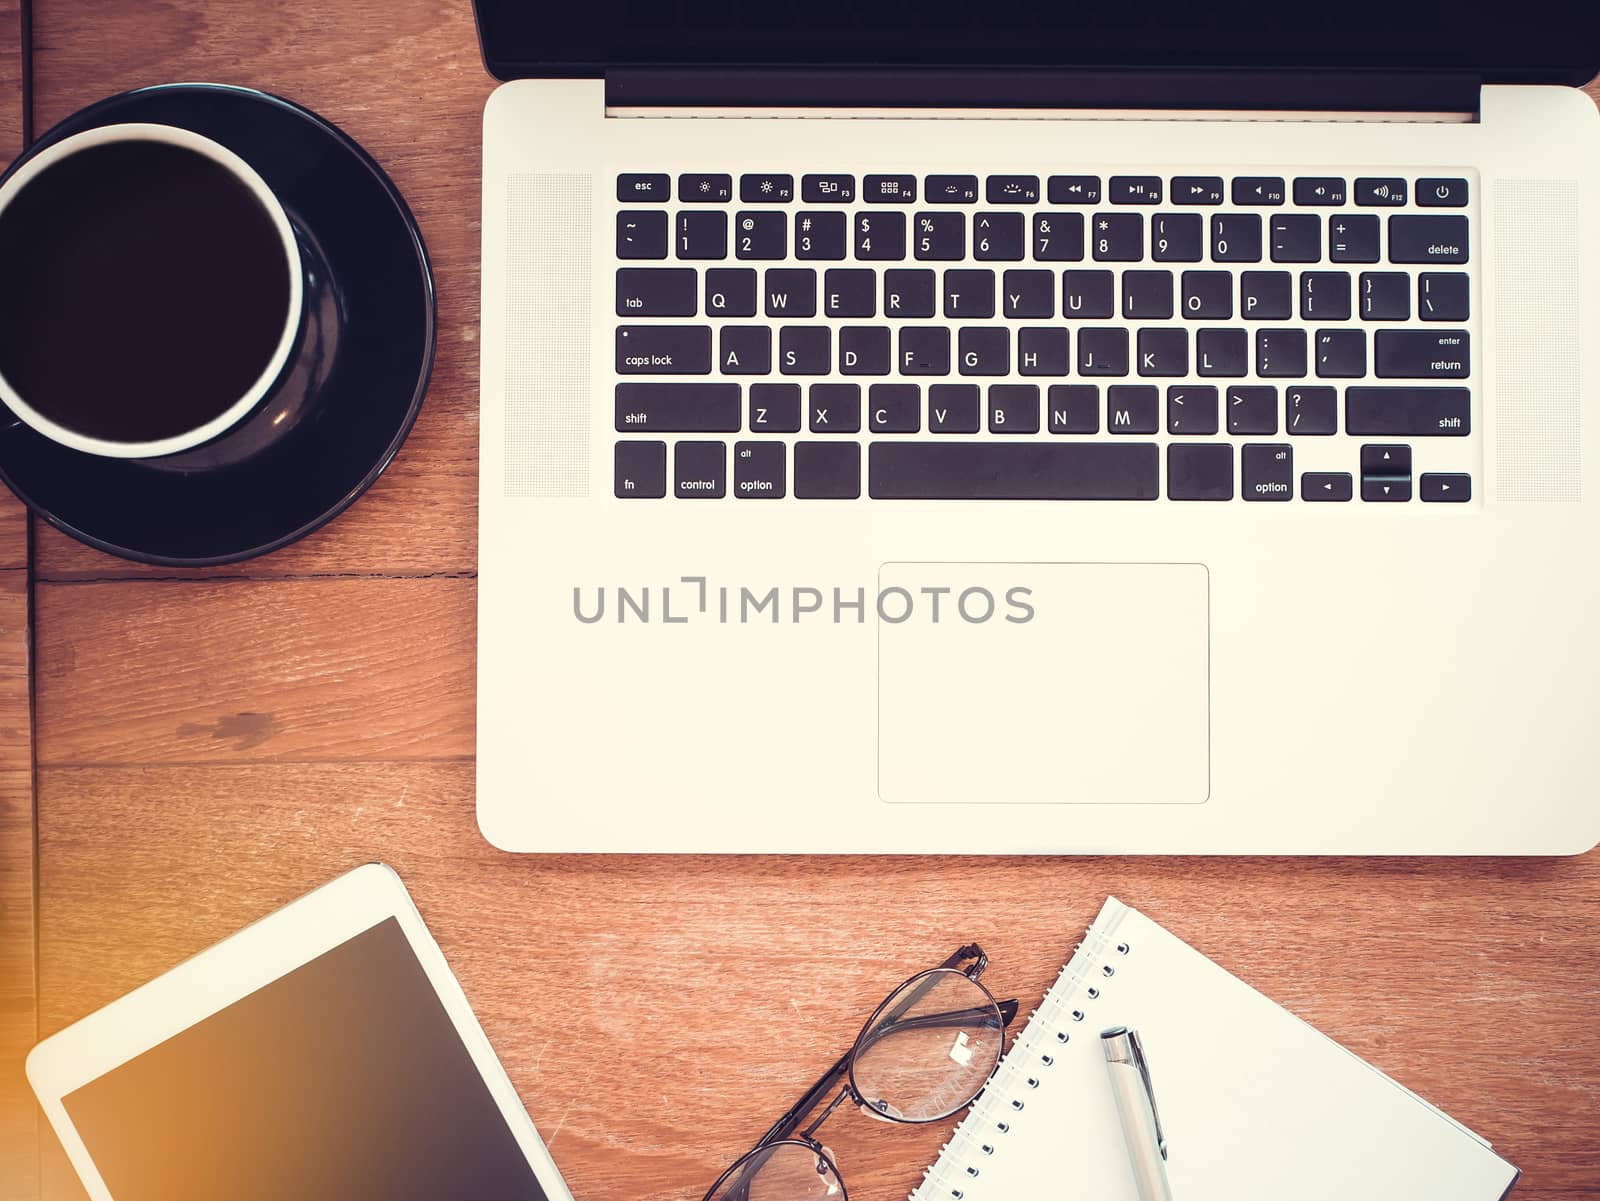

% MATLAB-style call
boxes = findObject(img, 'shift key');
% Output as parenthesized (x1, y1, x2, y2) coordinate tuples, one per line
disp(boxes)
(616, 326, 713, 374)
(1376, 329, 1469, 378)
(1346, 387, 1470, 436)
(616, 383, 740, 431)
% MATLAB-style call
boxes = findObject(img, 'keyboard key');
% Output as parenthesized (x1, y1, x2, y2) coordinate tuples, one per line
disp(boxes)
(1328, 214, 1379, 263)
(1019, 327, 1070, 376)
(1110, 176, 1162, 204)
(736, 211, 786, 259)
(855, 211, 907, 260)
(988, 384, 1040, 433)
(864, 174, 918, 203)
(928, 384, 981, 433)
(1314, 329, 1365, 378)
(1242, 443, 1293, 501)
(809, 383, 861, 432)
(1360, 443, 1411, 477)
(1232, 176, 1285, 206)
(1003, 269, 1056, 318)
(899, 327, 951, 375)
(987, 175, 1040, 204)
(840, 326, 891, 375)
(869, 383, 921, 433)
(1048, 385, 1100, 434)
(617, 210, 668, 259)
(1375, 330, 1469, 379)
(884, 268, 936, 317)
(1359, 271, 1410, 321)
(868, 441, 1159, 500)
(974, 212, 1025, 260)
(1354, 178, 1407, 206)
(1078, 328, 1130, 376)
(1293, 177, 1346, 206)
(795, 212, 847, 260)
(1286, 385, 1337, 435)
(1418, 273, 1470, 321)
(1361, 475, 1411, 502)
(915, 212, 966, 260)
(719, 326, 770, 374)
(1227, 386, 1278, 435)
(614, 382, 738, 431)
(706, 267, 757, 317)
(1269, 213, 1320, 263)
(765, 268, 816, 317)
(1166, 385, 1219, 435)
(617, 173, 669, 201)
(616, 267, 697, 317)
(1300, 271, 1351, 321)
(779, 326, 831, 375)
(1345, 387, 1470, 435)
(734, 441, 786, 498)
(1122, 270, 1173, 320)
(926, 174, 980, 204)
(749, 382, 801, 431)
(794, 442, 860, 498)
(1389, 215, 1468, 263)
(675, 440, 726, 498)
(1048, 175, 1101, 204)
(944, 268, 996, 318)
(1196, 327, 1248, 376)
(1137, 328, 1187, 377)
(801, 173, 855, 203)
(1107, 385, 1159, 433)
(616, 326, 712, 375)
(614, 440, 667, 497)
(1257, 329, 1307, 378)
(1210, 213, 1262, 262)
(1170, 176, 1225, 206)
(677, 211, 727, 259)
(1240, 270, 1292, 319)
(958, 327, 1009, 375)
(1032, 212, 1084, 261)
(1152, 213, 1204, 262)
(1167, 443, 1233, 500)
(1063, 269, 1116, 318)
(824, 268, 876, 318)
(1420, 472, 1471, 502)
(740, 173, 794, 203)
(1181, 270, 1232, 319)
(1417, 177, 1469, 207)
(680, 173, 733, 202)
(1302, 471, 1353, 501)
(1091, 213, 1143, 260)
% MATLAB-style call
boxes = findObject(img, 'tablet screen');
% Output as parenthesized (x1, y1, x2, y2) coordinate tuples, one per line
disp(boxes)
(63, 917, 551, 1201)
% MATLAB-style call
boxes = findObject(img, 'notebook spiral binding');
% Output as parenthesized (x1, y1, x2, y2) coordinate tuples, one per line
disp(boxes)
(911, 913, 1133, 1201)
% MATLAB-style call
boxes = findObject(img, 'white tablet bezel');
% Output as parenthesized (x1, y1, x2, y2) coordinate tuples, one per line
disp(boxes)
(26, 862, 576, 1201)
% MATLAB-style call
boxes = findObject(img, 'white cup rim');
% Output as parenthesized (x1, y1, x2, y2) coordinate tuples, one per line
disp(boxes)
(0, 122, 305, 459)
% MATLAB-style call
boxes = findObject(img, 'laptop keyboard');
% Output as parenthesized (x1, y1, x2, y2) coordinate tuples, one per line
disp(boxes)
(611, 171, 1474, 503)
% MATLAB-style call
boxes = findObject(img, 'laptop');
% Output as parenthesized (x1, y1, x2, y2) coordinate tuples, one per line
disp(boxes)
(473, 1, 1600, 854)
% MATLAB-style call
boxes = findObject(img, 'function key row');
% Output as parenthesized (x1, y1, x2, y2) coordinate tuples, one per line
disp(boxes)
(619, 173, 1470, 208)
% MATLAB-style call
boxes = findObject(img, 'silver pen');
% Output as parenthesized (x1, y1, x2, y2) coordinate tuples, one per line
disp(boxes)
(1101, 1026, 1174, 1201)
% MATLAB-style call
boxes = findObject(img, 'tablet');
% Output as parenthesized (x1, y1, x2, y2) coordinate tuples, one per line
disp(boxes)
(27, 863, 576, 1201)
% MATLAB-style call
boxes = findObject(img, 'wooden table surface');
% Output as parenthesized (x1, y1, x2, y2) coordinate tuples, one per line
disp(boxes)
(2, 5, 1598, 1199)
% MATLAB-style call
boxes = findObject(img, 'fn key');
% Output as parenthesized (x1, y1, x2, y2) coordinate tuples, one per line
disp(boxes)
(615, 441, 667, 498)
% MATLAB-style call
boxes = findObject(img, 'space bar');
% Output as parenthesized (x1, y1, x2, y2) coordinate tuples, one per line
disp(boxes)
(869, 442, 1160, 500)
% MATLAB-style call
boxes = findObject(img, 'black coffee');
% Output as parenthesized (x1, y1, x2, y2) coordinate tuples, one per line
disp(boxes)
(0, 138, 293, 443)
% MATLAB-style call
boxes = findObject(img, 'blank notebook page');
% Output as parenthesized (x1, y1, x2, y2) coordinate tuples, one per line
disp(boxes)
(911, 898, 1518, 1201)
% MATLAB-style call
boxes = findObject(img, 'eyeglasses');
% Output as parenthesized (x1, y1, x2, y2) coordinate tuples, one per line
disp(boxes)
(702, 945, 1019, 1201)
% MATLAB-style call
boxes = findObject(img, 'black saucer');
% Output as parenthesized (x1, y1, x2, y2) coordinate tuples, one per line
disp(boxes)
(0, 84, 435, 565)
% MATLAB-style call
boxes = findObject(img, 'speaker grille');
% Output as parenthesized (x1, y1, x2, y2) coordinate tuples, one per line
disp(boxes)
(1493, 179, 1581, 502)
(505, 173, 593, 497)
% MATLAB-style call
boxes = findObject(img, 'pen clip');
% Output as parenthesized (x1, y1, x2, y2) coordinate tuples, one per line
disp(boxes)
(1126, 1030, 1168, 1161)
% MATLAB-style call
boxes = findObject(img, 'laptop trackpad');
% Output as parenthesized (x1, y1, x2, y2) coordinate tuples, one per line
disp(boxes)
(878, 563, 1209, 805)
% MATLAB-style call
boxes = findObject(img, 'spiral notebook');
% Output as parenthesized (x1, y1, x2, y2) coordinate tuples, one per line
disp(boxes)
(912, 898, 1519, 1201)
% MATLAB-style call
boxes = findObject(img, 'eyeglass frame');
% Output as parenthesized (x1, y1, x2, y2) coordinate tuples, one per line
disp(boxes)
(702, 943, 1021, 1201)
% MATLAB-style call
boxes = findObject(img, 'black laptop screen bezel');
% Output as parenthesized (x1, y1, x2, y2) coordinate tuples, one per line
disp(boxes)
(472, 1, 1600, 89)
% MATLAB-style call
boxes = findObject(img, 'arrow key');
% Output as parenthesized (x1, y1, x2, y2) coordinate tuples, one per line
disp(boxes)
(1301, 471, 1353, 501)
(1420, 472, 1471, 502)
(1360, 444, 1411, 476)
(1361, 475, 1412, 502)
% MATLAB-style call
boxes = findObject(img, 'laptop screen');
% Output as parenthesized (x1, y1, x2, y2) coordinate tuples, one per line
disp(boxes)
(475, 0, 1599, 85)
